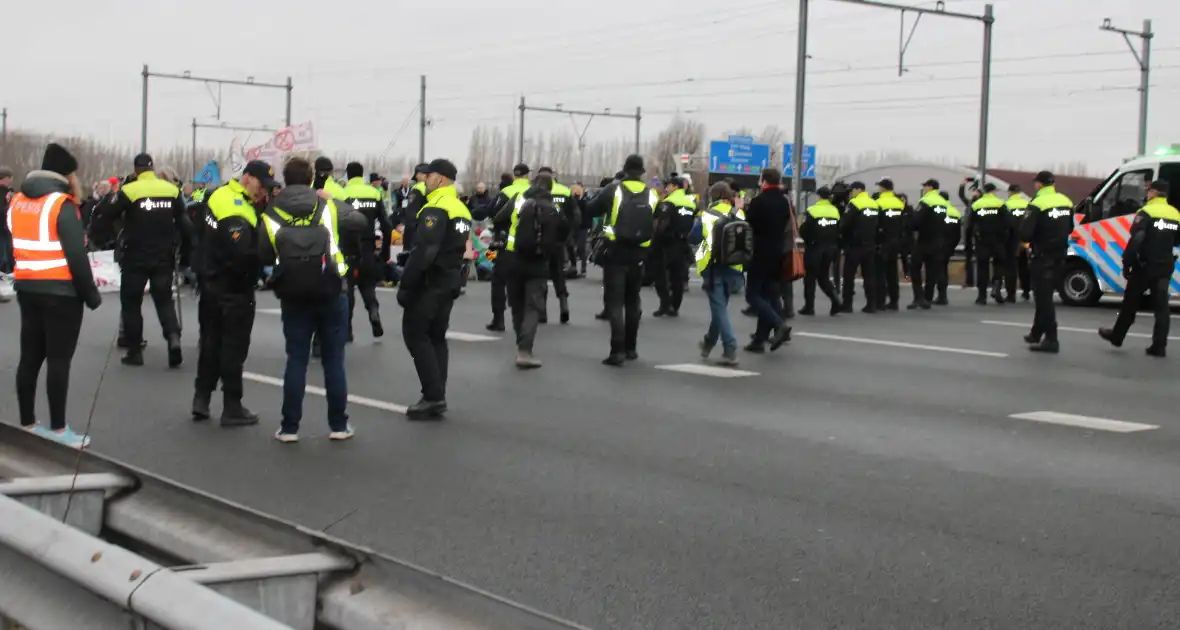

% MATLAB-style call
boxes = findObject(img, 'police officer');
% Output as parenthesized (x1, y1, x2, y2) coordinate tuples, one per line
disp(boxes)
(398, 163, 429, 254)
(966, 182, 1014, 305)
(584, 155, 658, 366)
(1021, 171, 1074, 353)
(313, 157, 347, 201)
(1005, 184, 1032, 301)
(536, 167, 578, 324)
(259, 158, 353, 442)
(934, 188, 962, 306)
(397, 159, 472, 419)
(507, 173, 561, 368)
(90, 153, 190, 367)
(908, 179, 949, 310)
(652, 176, 696, 318)
(839, 181, 879, 313)
(341, 162, 392, 340)
(798, 186, 842, 316)
(874, 178, 906, 311)
(1099, 180, 1179, 357)
(192, 160, 273, 426)
(486, 164, 531, 331)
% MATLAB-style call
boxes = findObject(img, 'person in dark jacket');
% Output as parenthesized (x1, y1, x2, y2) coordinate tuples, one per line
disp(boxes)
(908, 179, 949, 310)
(840, 181, 880, 313)
(0, 166, 13, 277)
(486, 164, 532, 332)
(12, 144, 102, 448)
(651, 176, 695, 317)
(873, 178, 907, 310)
(743, 168, 791, 352)
(90, 153, 192, 368)
(468, 181, 496, 221)
(798, 186, 843, 316)
(1021, 171, 1074, 353)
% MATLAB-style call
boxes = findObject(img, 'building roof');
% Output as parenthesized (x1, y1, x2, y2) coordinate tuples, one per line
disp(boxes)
(987, 168, 1104, 201)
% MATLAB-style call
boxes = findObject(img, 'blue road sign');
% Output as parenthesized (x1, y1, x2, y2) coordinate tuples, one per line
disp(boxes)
(709, 140, 770, 175)
(783, 143, 817, 178)
(728, 135, 755, 144)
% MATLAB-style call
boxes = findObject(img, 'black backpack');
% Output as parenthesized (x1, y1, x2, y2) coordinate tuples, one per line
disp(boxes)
(611, 184, 655, 245)
(514, 197, 561, 257)
(266, 200, 343, 301)
(705, 207, 754, 267)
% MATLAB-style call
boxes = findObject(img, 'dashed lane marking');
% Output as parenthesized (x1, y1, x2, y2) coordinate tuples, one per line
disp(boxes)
(257, 308, 282, 315)
(793, 332, 1008, 358)
(1009, 411, 1158, 433)
(243, 372, 409, 414)
(981, 319, 1180, 341)
(655, 363, 760, 378)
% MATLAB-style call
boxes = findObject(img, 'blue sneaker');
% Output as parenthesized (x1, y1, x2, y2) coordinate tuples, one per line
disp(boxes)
(37, 426, 91, 449)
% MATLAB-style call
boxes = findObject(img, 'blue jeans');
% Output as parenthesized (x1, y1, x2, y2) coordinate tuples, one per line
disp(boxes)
(745, 270, 784, 343)
(280, 294, 349, 434)
(703, 267, 744, 355)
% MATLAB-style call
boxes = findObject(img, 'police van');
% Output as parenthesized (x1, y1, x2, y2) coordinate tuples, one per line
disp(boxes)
(1060, 149, 1180, 306)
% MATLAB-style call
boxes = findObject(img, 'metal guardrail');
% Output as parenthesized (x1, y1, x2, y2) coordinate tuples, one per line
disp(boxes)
(0, 422, 592, 630)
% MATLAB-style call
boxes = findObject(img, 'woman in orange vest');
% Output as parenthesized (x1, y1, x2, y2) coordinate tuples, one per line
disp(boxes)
(11, 143, 102, 448)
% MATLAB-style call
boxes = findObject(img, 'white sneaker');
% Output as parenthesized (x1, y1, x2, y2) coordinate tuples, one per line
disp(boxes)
(328, 426, 355, 441)
(274, 429, 299, 444)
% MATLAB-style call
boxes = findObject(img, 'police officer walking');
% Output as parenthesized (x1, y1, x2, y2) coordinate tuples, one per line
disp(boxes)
(839, 182, 879, 313)
(192, 160, 273, 426)
(260, 158, 353, 443)
(935, 189, 962, 306)
(966, 183, 1014, 305)
(908, 179, 949, 310)
(874, 178, 906, 310)
(398, 163, 430, 253)
(1005, 184, 1032, 300)
(506, 172, 562, 368)
(537, 167, 578, 324)
(798, 186, 843, 316)
(91, 153, 190, 368)
(584, 155, 659, 366)
(486, 164, 531, 332)
(341, 162, 392, 341)
(397, 159, 472, 418)
(1021, 171, 1074, 353)
(652, 176, 696, 318)
(1100, 180, 1179, 357)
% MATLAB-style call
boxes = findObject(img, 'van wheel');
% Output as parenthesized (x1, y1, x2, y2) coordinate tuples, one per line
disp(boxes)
(1059, 261, 1102, 306)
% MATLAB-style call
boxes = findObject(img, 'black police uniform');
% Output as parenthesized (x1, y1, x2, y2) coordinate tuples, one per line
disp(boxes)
(507, 192, 559, 359)
(874, 191, 907, 310)
(90, 165, 190, 365)
(840, 191, 880, 312)
(544, 182, 580, 324)
(798, 199, 842, 315)
(651, 188, 696, 316)
(965, 192, 1015, 304)
(908, 190, 949, 309)
(935, 199, 961, 305)
(1102, 197, 1180, 355)
(342, 178, 392, 340)
(486, 176, 530, 331)
(397, 169, 472, 417)
(1020, 184, 1074, 351)
(192, 176, 262, 424)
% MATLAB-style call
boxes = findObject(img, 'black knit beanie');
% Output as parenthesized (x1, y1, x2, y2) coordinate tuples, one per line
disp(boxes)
(42, 143, 78, 176)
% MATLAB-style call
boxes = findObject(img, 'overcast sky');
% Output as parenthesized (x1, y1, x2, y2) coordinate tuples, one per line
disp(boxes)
(7, 0, 1178, 177)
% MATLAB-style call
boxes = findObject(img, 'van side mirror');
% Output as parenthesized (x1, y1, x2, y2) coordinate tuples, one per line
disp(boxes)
(1080, 197, 1095, 222)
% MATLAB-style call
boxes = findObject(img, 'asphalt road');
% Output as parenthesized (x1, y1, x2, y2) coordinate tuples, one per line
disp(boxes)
(2, 274, 1180, 630)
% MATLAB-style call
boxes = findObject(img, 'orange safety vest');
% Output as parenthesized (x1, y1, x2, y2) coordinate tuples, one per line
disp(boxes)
(8, 192, 74, 281)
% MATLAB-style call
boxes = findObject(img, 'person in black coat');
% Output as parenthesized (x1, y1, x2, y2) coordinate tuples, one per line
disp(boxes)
(743, 168, 792, 352)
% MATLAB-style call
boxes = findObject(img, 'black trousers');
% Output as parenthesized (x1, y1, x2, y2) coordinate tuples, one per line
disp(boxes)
(875, 246, 901, 307)
(603, 262, 643, 355)
(490, 250, 511, 319)
(1112, 273, 1171, 348)
(935, 242, 957, 300)
(17, 293, 84, 430)
(121, 264, 180, 345)
(652, 242, 689, 311)
(842, 246, 877, 308)
(1030, 257, 1064, 342)
(402, 287, 455, 402)
(509, 271, 547, 352)
(346, 251, 380, 335)
(548, 249, 568, 299)
(975, 244, 1013, 301)
(910, 247, 941, 304)
(804, 248, 839, 310)
(1015, 245, 1031, 296)
(195, 284, 255, 402)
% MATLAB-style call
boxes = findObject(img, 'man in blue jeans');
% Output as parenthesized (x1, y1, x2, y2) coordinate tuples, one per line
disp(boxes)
(258, 157, 353, 443)
(691, 182, 746, 367)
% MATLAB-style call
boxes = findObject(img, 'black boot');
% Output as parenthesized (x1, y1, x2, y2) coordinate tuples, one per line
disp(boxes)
(191, 392, 211, 421)
(798, 306, 815, 316)
(486, 314, 506, 332)
(220, 400, 260, 427)
(770, 325, 792, 351)
(406, 398, 447, 420)
(121, 348, 144, 367)
(559, 296, 570, 324)
(595, 310, 609, 321)
(1146, 345, 1166, 358)
(1028, 339, 1060, 354)
(167, 334, 183, 368)
(602, 353, 625, 366)
(1098, 327, 1122, 348)
(370, 309, 384, 338)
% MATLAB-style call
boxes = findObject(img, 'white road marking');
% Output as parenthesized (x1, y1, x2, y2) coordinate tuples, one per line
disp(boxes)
(794, 332, 1008, 358)
(981, 319, 1180, 341)
(1009, 411, 1158, 433)
(257, 308, 282, 315)
(445, 331, 501, 342)
(243, 372, 409, 414)
(655, 363, 760, 378)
